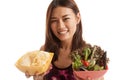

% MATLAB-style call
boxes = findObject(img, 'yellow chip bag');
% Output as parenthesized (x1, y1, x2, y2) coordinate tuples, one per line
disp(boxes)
(15, 50, 54, 75)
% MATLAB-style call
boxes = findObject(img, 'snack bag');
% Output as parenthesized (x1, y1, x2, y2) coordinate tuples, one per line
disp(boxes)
(15, 50, 54, 75)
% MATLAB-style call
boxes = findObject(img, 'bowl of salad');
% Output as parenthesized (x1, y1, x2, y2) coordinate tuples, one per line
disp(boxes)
(71, 44, 109, 79)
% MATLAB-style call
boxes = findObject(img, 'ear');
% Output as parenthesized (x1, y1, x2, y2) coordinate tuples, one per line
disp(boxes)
(76, 12, 81, 24)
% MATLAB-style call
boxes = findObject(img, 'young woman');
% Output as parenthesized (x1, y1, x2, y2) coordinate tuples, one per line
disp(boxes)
(26, 0, 104, 80)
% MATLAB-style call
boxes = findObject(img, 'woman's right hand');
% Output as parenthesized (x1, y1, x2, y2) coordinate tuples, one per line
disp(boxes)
(25, 71, 45, 80)
(33, 73, 45, 80)
(25, 64, 52, 80)
(25, 71, 31, 78)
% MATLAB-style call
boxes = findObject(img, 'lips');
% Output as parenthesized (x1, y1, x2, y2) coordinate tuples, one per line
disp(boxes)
(58, 29, 68, 35)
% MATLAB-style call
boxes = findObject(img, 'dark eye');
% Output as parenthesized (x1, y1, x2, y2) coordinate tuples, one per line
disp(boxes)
(50, 19, 57, 23)
(63, 18, 70, 21)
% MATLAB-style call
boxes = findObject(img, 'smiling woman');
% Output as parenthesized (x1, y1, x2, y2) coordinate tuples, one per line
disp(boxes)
(27, 0, 85, 80)
(23, 0, 108, 80)
(0, 0, 119, 80)
(50, 6, 80, 41)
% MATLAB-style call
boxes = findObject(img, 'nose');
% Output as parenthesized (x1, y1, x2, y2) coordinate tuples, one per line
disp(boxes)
(57, 20, 65, 29)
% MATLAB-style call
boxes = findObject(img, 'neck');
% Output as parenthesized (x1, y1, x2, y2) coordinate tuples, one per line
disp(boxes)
(60, 40, 72, 50)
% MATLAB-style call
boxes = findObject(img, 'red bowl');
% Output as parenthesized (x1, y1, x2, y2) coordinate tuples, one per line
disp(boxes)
(74, 69, 108, 79)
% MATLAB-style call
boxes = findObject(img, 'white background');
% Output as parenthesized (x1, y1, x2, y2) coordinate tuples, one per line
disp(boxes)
(0, 0, 119, 80)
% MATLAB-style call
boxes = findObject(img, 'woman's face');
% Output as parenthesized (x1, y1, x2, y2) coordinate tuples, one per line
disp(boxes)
(50, 6, 80, 42)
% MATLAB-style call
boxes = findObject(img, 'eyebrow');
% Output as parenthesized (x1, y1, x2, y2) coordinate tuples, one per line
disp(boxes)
(51, 14, 70, 19)
(62, 14, 70, 18)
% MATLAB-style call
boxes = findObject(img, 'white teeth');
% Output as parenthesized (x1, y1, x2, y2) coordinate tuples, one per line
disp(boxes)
(59, 31, 67, 34)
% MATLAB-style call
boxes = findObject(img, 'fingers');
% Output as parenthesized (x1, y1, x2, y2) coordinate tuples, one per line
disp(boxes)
(25, 64, 52, 80)
(33, 75, 44, 80)
(25, 71, 44, 80)
(25, 71, 31, 78)
(33, 71, 46, 80)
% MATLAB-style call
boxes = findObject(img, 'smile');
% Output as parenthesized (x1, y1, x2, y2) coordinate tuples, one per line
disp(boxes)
(58, 30, 68, 35)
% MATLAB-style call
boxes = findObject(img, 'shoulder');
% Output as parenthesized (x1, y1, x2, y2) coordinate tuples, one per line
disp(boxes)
(40, 45, 45, 51)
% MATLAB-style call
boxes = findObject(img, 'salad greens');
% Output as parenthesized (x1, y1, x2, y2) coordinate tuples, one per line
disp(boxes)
(71, 44, 109, 71)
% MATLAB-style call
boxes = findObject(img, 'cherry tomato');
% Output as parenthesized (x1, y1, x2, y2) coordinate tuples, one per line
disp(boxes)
(81, 60, 89, 67)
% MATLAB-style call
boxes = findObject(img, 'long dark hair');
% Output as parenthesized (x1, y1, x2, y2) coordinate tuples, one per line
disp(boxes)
(44, 0, 86, 62)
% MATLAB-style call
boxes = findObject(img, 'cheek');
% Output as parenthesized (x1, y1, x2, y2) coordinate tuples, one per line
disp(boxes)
(68, 18, 78, 27)
(71, 26, 77, 34)
(68, 23, 77, 35)
(51, 22, 57, 29)
(68, 22, 77, 31)
(50, 24, 57, 34)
